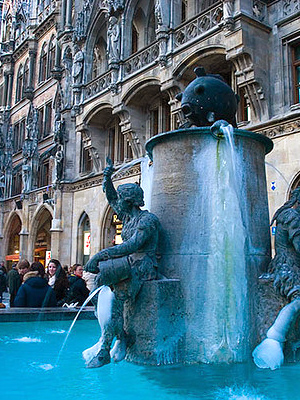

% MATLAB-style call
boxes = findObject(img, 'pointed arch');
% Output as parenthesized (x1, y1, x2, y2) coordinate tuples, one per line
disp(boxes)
(28, 204, 53, 264)
(77, 211, 91, 265)
(47, 35, 56, 79)
(39, 42, 48, 83)
(3, 211, 23, 265)
(100, 204, 122, 249)
(16, 64, 24, 103)
(23, 58, 29, 93)
(84, 10, 108, 82)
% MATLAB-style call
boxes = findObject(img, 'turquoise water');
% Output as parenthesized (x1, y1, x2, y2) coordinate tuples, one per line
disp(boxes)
(1, 319, 300, 400)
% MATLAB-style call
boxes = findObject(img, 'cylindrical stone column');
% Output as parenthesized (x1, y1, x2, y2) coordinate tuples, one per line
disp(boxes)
(145, 127, 273, 364)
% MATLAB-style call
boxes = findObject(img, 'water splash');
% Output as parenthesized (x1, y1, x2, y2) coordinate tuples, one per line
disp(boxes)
(55, 286, 103, 366)
(82, 286, 115, 365)
(215, 385, 269, 400)
(202, 122, 248, 362)
(141, 156, 154, 211)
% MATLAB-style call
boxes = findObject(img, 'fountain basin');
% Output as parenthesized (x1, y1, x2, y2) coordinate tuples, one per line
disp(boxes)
(1, 319, 300, 400)
(145, 127, 273, 364)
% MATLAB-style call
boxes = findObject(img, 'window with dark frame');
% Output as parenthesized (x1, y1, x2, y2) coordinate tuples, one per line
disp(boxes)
(132, 24, 138, 54)
(38, 107, 44, 139)
(23, 59, 29, 93)
(80, 144, 93, 174)
(44, 103, 53, 137)
(39, 44, 47, 83)
(181, 0, 187, 23)
(38, 160, 50, 188)
(16, 65, 24, 103)
(48, 39, 56, 79)
(292, 44, 300, 104)
(11, 171, 22, 196)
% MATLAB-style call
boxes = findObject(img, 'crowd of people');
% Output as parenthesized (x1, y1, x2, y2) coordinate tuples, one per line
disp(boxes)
(0, 259, 95, 308)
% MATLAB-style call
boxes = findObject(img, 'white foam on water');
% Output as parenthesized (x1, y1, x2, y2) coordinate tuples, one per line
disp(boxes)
(49, 330, 66, 334)
(215, 386, 269, 400)
(11, 336, 42, 343)
(30, 362, 55, 371)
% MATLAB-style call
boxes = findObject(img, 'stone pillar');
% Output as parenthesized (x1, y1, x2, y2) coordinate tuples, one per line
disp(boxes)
(2, 74, 8, 106)
(19, 232, 29, 261)
(6, 73, 13, 107)
(28, 50, 37, 88)
(65, 0, 73, 30)
(19, 196, 30, 260)
(61, 0, 67, 29)
(50, 188, 63, 259)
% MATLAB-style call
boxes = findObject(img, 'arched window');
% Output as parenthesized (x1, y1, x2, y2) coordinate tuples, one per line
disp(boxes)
(39, 43, 47, 83)
(146, 5, 156, 45)
(131, 7, 146, 54)
(23, 58, 29, 93)
(47, 37, 56, 78)
(131, 24, 138, 54)
(92, 37, 107, 79)
(181, 0, 187, 23)
(77, 212, 91, 265)
(16, 65, 24, 103)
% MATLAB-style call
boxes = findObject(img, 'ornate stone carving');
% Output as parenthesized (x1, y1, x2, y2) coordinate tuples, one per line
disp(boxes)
(252, 0, 267, 22)
(62, 47, 73, 109)
(22, 104, 39, 193)
(124, 43, 159, 77)
(230, 53, 268, 121)
(72, 45, 84, 85)
(101, 0, 125, 15)
(174, 4, 223, 48)
(222, 0, 234, 30)
(107, 16, 121, 63)
(256, 119, 300, 139)
(283, 0, 300, 16)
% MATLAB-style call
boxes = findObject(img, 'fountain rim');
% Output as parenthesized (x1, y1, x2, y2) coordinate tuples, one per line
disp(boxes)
(145, 127, 273, 161)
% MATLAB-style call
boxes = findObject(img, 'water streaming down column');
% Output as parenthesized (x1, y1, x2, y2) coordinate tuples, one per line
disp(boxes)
(145, 126, 273, 364)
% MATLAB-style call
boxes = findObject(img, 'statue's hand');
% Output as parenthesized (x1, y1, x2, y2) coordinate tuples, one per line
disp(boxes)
(85, 254, 101, 273)
(97, 249, 110, 261)
(103, 157, 114, 178)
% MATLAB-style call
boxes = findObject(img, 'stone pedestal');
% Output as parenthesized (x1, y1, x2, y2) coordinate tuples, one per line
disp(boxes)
(126, 278, 184, 365)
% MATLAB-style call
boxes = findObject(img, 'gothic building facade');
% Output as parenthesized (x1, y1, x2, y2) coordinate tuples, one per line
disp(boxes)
(0, 0, 299, 267)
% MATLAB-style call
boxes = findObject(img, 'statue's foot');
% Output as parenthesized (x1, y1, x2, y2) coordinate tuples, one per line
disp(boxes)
(86, 349, 111, 368)
(110, 338, 126, 363)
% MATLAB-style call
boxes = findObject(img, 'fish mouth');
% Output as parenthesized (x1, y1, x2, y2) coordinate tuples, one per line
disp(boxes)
(181, 104, 193, 118)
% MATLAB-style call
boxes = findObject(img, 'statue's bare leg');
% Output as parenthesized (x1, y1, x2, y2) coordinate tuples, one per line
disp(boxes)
(86, 293, 125, 368)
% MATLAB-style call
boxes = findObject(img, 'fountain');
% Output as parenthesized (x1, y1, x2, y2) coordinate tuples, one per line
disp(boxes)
(82, 67, 281, 368)
(2, 68, 300, 399)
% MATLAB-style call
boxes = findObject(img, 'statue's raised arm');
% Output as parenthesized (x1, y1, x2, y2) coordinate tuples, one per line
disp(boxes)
(102, 157, 118, 209)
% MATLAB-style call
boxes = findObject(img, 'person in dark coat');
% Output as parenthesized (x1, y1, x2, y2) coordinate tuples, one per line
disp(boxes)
(65, 264, 89, 306)
(0, 268, 6, 303)
(6, 263, 21, 307)
(14, 262, 57, 308)
(47, 259, 69, 306)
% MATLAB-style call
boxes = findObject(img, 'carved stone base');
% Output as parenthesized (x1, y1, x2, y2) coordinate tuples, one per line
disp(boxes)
(125, 278, 184, 365)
